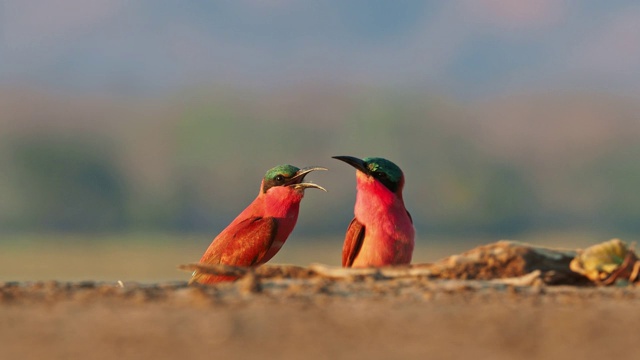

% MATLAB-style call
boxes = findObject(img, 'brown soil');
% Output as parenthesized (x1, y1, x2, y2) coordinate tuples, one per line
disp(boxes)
(2, 241, 639, 360)
(1, 278, 640, 360)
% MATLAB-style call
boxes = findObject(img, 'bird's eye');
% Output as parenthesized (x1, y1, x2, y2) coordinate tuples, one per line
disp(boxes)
(375, 172, 386, 178)
(275, 175, 285, 183)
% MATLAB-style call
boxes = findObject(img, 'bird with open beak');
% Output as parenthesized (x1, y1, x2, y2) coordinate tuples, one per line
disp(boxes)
(191, 164, 326, 284)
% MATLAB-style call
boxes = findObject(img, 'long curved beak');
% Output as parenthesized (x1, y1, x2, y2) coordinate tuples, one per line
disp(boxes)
(332, 156, 368, 173)
(287, 166, 328, 192)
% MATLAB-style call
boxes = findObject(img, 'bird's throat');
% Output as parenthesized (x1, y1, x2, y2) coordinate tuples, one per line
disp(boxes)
(263, 186, 304, 219)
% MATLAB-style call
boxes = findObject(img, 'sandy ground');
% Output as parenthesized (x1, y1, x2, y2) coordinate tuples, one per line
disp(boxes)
(1, 277, 640, 360)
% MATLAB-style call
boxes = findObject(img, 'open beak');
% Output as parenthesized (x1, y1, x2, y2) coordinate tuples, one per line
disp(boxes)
(332, 156, 368, 174)
(286, 166, 328, 192)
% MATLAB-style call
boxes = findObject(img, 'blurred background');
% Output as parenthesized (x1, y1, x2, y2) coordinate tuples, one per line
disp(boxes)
(1, 1, 639, 281)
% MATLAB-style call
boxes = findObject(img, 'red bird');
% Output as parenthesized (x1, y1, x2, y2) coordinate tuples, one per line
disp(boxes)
(333, 156, 414, 267)
(190, 164, 326, 284)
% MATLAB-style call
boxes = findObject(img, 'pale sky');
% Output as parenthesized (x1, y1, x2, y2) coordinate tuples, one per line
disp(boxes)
(1, 1, 639, 98)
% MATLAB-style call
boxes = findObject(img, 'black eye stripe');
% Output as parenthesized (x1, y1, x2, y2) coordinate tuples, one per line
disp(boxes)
(261, 164, 302, 193)
(369, 170, 398, 193)
(262, 174, 289, 193)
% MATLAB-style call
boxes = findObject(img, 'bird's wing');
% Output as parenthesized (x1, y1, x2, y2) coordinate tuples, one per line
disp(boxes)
(190, 216, 277, 284)
(342, 217, 365, 267)
(407, 210, 413, 224)
(219, 216, 278, 266)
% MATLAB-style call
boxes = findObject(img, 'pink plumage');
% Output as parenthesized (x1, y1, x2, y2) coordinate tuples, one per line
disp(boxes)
(334, 156, 415, 268)
(191, 165, 326, 284)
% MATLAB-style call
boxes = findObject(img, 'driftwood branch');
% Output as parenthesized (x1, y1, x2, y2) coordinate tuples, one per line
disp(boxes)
(178, 263, 251, 277)
(179, 263, 314, 279)
(178, 241, 612, 285)
(308, 263, 434, 279)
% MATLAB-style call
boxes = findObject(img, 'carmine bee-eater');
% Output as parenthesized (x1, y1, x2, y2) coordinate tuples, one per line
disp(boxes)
(190, 164, 326, 284)
(333, 156, 415, 267)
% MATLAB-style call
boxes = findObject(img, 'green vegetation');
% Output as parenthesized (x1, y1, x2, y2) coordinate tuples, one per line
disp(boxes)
(1, 88, 639, 237)
(5, 138, 127, 231)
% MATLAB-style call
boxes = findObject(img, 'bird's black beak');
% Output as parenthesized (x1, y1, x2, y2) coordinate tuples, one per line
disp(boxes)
(287, 166, 327, 191)
(332, 156, 368, 174)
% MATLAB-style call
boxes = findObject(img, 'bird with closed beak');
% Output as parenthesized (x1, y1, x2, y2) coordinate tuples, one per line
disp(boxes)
(333, 156, 414, 267)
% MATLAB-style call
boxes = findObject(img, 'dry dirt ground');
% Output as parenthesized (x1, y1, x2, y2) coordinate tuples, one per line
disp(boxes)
(1, 277, 640, 360)
(2, 240, 639, 360)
